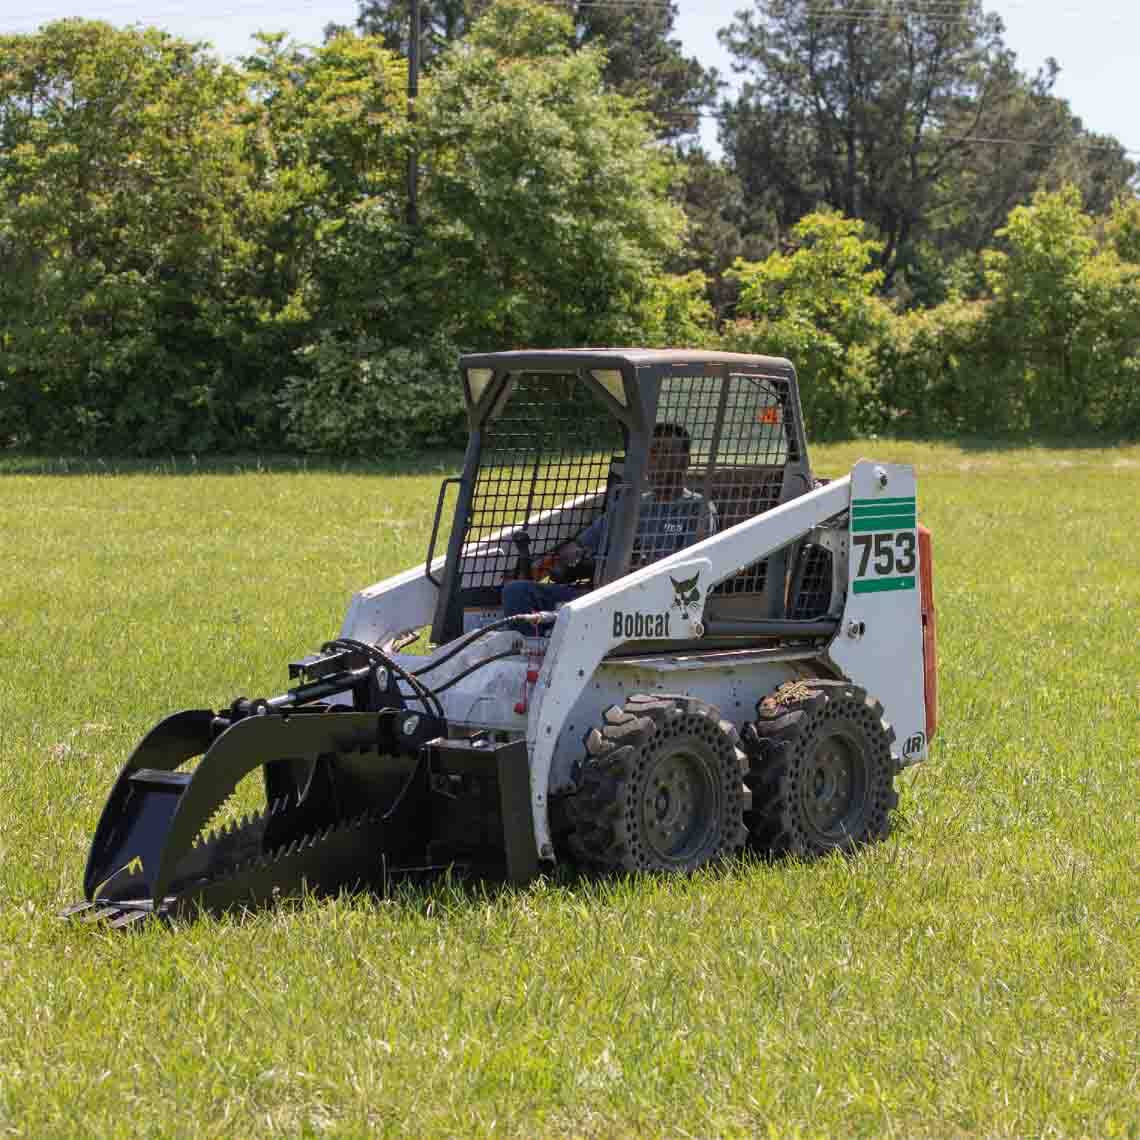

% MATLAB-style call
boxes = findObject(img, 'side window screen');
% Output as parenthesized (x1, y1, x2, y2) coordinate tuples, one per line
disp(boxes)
(654, 371, 796, 597)
(719, 375, 790, 466)
(462, 372, 625, 590)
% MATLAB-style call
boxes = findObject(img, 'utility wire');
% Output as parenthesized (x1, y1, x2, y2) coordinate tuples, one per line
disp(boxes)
(653, 106, 1140, 154)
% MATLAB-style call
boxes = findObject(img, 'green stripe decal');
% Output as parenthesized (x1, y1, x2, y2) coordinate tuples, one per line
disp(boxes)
(852, 499, 916, 515)
(854, 575, 916, 594)
(852, 496, 916, 509)
(852, 515, 916, 533)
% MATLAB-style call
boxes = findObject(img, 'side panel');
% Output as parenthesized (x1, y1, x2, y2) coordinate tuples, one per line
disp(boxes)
(340, 562, 440, 647)
(827, 461, 929, 765)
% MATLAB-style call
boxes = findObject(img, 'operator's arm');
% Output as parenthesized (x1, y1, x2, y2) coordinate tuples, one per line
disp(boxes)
(528, 513, 606, 582)
(697, 498, 719, 541)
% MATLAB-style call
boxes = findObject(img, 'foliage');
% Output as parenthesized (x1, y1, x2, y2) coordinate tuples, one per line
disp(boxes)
(355, 0, 716, 142)
(877, 300, 995, 434)
(667, 148, 773, 319)
(278, 332, 464, 455)
(725, 213, 891, 436)
(415, 0, 687, 349)
(2, 12, 1139, 453)
(0, 9, 697, 453)
(719, 0, 1137, 286)
(983, 186, 1140, 434)
(0, 22, 412, 453)
(635, 271, 717, 348)
(0, 21, 249, 451)
(572, 0, 717, 143)
(1106, 194, 1140, 263)
(356, 0, 489, 62)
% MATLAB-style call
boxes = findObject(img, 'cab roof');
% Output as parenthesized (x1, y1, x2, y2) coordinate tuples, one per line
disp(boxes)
(458, 348, 794, 374)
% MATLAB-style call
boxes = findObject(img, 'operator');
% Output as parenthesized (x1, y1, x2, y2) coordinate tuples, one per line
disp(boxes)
(502, 422, 718, 619)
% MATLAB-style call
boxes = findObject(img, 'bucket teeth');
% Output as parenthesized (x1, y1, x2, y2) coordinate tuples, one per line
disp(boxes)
(67, 801, 388, 926)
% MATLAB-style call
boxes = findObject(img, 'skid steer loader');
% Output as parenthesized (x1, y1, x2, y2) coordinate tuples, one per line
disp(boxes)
(68, 349, 937, 926)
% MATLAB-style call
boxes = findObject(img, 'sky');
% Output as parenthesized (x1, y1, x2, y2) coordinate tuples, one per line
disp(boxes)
(3, 0, 1138, 158)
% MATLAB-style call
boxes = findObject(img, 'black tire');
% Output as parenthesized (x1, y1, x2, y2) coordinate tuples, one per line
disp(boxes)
(565, 694, 749, 873)
(741, 680, 897, 857)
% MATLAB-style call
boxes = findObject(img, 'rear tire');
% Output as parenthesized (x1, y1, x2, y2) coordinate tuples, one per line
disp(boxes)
(566, 694, 749, 873)
(741, 680, 897, 857)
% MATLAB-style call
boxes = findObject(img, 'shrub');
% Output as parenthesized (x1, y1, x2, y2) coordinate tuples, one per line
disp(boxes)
(723, 213, 891, 437)
(278, 334, 466, 456)
(877, 300, 1013, 435)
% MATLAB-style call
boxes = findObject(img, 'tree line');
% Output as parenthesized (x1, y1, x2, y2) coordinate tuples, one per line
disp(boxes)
(1, 0, 1137, 453)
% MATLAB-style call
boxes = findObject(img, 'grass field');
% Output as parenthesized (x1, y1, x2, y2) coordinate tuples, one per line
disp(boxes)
(1, 441, 1137, 1137)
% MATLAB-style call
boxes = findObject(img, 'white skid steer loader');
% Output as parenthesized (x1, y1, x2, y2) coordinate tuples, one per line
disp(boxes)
(70, 350, 937, 925)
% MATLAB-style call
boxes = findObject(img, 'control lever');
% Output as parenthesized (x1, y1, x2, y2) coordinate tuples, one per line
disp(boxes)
(511, 531, 533, 580)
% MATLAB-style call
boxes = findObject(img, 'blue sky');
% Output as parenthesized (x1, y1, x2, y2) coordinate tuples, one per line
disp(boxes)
(4, 1, 1138, 158)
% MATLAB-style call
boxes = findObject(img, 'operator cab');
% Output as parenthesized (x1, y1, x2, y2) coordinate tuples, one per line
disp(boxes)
(428, 349, 818, 646)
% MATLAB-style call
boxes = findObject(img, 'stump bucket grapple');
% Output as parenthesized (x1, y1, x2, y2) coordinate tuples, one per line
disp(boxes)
(67, 349, 937, 926)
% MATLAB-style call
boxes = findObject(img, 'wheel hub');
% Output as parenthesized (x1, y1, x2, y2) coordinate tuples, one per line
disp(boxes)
(641, 747, 718, 863)
(803, 731, 862, 837)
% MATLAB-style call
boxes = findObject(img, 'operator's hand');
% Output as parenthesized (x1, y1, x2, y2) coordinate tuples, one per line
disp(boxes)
(553, 540, 585, 572)
(530, 539, 583, 581)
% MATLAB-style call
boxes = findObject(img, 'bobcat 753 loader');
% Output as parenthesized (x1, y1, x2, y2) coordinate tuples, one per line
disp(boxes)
(70, 350, 937, 926)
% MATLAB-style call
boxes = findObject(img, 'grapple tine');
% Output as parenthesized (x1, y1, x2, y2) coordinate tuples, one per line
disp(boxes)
(60, 900, 97, 919)
(149, 713, 386, 908)
(82, 904, 125, 924)
(109, 909, 149, 930)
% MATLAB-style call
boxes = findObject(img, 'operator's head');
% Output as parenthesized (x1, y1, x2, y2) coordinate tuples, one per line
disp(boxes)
(648, 422, 691, 494)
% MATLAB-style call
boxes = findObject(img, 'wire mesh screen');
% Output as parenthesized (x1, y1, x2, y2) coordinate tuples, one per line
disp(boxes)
(646, 372, 796, 594)
(460, 373, 625, 591)
(788, 543, 834, 619)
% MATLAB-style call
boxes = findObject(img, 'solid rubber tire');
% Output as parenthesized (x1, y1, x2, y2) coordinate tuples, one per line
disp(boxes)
(565, 694, 749, 873)
(741, 680, 898, 857)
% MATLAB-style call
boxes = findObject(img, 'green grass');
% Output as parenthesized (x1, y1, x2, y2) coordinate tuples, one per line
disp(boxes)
(1, 441, 1137, 1137)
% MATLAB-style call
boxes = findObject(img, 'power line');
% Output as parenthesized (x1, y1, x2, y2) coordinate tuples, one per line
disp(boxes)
(654, 107, 1140, 154)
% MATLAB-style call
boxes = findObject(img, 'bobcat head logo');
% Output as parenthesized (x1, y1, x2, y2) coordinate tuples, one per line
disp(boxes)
(670, 572, 701, 619)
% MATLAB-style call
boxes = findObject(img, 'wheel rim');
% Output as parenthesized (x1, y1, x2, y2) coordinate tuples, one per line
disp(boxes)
(801, 729, 867, 840)
(640, 745, 719, 864)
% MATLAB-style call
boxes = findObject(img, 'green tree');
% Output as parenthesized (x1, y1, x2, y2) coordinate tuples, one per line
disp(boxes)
(415, 0, 687, 347)
(573, 0, 716, 143)
(983, 185, 1140, 433)
(720, 0, 1137, 286)
(355, 0, 489, 62)
(0, 22, 413, 452)
(235, 31, 410, 344)
(355, 0, 715, 142)
(1106, 194, 1140, 264)
(0, 20, 248, 450)
(724, 211, 890, 435)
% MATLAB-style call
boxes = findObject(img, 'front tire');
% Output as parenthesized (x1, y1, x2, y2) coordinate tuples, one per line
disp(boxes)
(566, 694, 749, 873)
(742, 681, 897, 856)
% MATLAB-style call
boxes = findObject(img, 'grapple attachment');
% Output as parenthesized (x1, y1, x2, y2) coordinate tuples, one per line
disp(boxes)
(67, 647, 537, 925)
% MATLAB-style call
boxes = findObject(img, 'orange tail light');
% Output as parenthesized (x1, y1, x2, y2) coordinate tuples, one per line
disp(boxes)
(918, 524, 938, 740)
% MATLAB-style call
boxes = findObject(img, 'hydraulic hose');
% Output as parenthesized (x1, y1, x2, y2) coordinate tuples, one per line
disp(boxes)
(428, 648, 524, 695)
(322, 637, 444, 720)
(411, 611, 557, 676)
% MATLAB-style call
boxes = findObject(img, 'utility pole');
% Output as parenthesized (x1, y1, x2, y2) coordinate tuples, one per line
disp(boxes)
(407, 0, 421, 230)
